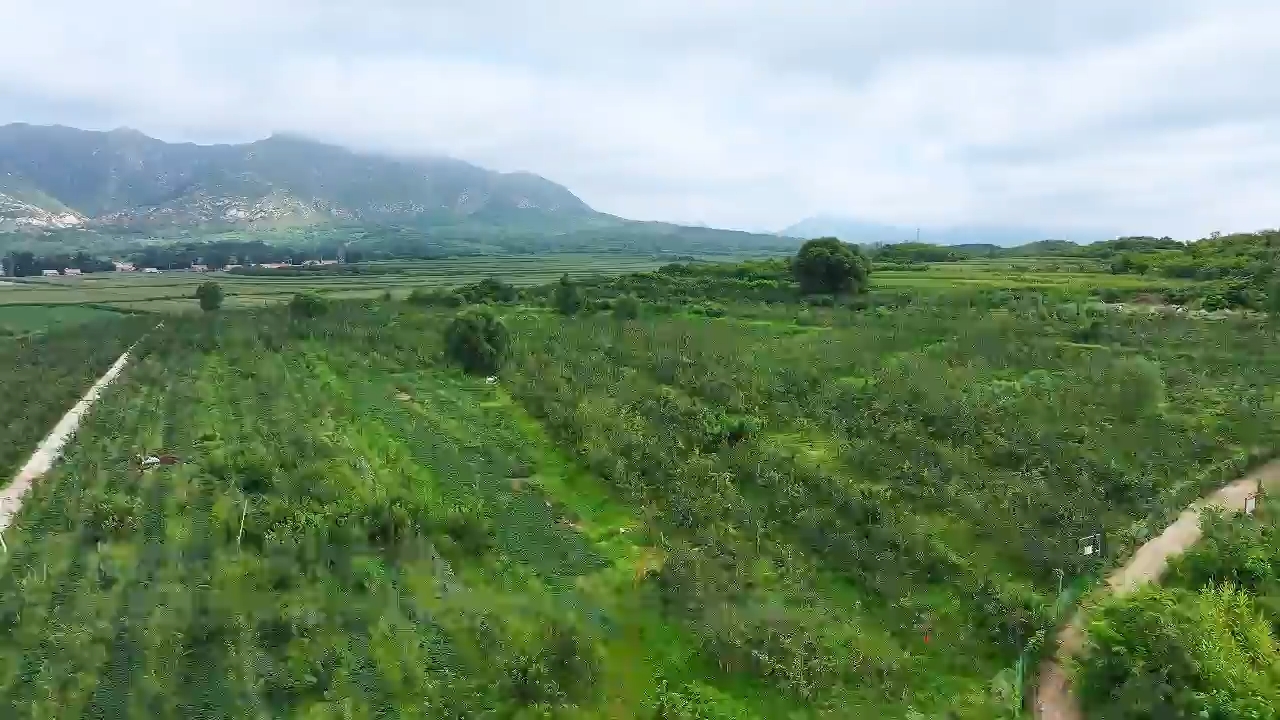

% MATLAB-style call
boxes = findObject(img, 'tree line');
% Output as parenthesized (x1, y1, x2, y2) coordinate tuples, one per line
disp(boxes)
(2, 251, 114, 276)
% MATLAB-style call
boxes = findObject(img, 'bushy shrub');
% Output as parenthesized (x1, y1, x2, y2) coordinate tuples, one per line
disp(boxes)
(444, 307, 510, 375)
(288, 292, 328, 318)
(461, 277, 518, 304)
(1201, 293, 1228, 312)
(1078, 584, 1280, 719)
(553, 274, 583, 315)
(613, 294, 642, 320)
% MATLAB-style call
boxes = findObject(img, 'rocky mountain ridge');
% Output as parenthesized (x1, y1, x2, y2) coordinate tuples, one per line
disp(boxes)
(0, 124, 594, 233)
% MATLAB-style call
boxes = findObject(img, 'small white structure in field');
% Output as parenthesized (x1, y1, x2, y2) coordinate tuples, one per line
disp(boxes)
(485, 376, 499, 385)
(41, 269, 60, 277)
(113, 261, 136, 272)
(190, 264, 209, 273)
(63, 268, 82, 276)
(1079, 533, 1101, 557)
(143, 267, 162, 274)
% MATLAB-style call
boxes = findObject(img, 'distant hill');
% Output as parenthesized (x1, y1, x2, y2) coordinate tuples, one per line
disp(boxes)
(0, 124, 593, 232)
(0, 124, 790, 255)
(780, 215, 1114, 248)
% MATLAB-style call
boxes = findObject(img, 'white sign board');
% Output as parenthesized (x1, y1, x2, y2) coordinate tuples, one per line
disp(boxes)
(1079, 533, 1101, 557)
(1245, 494, 1258, 516)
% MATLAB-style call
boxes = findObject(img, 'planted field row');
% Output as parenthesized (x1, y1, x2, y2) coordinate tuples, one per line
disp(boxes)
(0, 316, 150, 478)
(490, 303, 1280, 714)
(4, 295, 1279, 718)
(0, 312, 764, 717)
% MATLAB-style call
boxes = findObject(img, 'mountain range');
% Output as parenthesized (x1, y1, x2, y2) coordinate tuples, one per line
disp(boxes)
(0, 124, 790, 256)
(0, 123, 598, 232)
(1, 123, 1120, 257)
(779, 215, 1115, 248)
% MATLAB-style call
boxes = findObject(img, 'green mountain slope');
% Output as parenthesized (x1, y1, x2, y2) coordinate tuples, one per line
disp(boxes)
(0, 124, 592, 231)
(0, 124, 793, 255)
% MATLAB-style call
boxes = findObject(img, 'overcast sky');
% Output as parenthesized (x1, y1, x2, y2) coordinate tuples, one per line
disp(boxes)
(2, 1, 1277, 237)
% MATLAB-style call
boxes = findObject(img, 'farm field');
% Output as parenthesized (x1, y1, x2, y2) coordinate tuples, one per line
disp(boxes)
(872, 267, 1190, 293)
(0, 305, 127, 335)
(1, 280, 1279, 718)
(0, 316, 151, 478)
(0, 254, 671, 314)
(0, 254, 1189, 320)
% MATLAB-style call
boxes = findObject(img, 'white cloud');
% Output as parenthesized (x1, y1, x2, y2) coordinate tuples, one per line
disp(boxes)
(1, 0, 1277, 237)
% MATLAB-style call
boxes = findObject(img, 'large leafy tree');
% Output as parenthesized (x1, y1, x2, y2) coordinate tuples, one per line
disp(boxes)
(445, 308, 510, 375)
(793, 238, 869, 295)
(194, 281, 224, 312)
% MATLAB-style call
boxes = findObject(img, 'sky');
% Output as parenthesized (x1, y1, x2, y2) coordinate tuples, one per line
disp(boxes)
(1, 1, 1277, 238)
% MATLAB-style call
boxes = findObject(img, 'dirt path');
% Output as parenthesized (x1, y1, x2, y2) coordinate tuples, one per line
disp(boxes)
(0, 348, 136, 534)
(1034, 458, 1280, 720)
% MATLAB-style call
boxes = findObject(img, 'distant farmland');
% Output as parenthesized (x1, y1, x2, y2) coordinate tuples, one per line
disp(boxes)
(0, 254, 674, 315)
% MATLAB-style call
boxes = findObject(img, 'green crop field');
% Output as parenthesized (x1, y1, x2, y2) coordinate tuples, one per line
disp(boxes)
(0, 305, 129, 335)
(0, 254, 671, 315)
(1, 257, 1279, 717)
(2, 236, 1279, 718)
(0, 316, 151, 477)
(0, 254, 1187, 323)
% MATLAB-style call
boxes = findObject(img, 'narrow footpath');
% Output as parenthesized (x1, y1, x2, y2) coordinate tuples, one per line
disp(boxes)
(1035, 458, 1280, 720)
(0, 347, 137, 534)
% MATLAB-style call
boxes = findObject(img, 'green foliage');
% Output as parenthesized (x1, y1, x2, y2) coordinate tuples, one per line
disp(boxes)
(1169, 505, 1280, 611)
(1202, 293, 1229, 312)
(1105, 355, 1166, 420)
(408, 287, 468, 307)
(194, 281, 223, 312)
(1080, 498, 1280, 717)
(1078, 584, 1280, 718)
(613, 294, 642, 320)
(654, 680, 758, 719)
(445, 307, 510, 375)
(553, 274, 583, 315)
(459, 277, 519, 304)
(288, 292, 328, 318)
(793, 238, 869, 295)
(1267, 278, 1280, 317)
(2, 250, 114, 276)
(1096, 230, 1279, 309)
(0, 316, 147, 477)
(6, 270, 1280, 717)
(872, 242, 965, 264)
